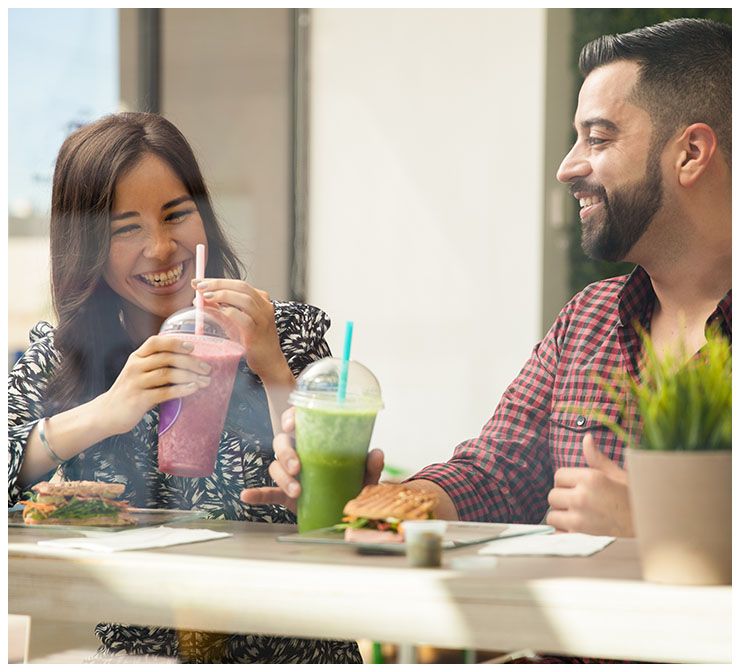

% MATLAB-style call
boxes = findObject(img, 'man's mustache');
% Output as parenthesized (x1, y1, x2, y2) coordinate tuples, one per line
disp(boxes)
(568, 180, 608, 201)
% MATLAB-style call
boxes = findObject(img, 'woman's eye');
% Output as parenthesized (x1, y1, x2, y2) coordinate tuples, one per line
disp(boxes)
(166, 209, 194, 223)
(111, 224, 139, 236)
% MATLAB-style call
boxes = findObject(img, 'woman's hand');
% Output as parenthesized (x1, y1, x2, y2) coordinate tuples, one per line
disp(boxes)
(192, 278, 289, 384)
(100, 334, 211, 436)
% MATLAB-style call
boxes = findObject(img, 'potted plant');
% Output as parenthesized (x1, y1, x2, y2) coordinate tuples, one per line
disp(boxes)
(600, 327, 731, 585)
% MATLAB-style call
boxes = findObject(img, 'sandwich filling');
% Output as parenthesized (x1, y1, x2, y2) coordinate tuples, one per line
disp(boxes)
(337, 484, 438, 542)
(20, 480, 135, 526)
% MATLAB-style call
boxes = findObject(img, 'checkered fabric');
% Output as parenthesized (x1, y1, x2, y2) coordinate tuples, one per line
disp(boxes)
(410, 265, 732, 524)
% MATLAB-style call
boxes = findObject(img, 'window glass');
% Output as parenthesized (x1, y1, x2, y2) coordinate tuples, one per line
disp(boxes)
(9, 8, 119, 231)
(8, 9, 119, 358)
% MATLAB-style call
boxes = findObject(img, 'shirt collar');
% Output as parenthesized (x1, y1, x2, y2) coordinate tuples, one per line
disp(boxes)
(617, 266, 654, 329)
(714, 289, 732, 337)
(617, 265, 732, 337)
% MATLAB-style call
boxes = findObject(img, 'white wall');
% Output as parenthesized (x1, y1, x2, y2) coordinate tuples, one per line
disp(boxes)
(308, 9, 547, 474)
(8, 237, 54, 356)
(159, 9, 293, 299)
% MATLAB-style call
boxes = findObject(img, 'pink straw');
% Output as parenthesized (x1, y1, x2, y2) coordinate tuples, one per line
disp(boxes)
(194, 244, 205, 335)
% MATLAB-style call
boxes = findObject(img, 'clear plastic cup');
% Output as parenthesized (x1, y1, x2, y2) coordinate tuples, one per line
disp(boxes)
(403, 520, 448, 567)
(289, 358, 383, 532)
(157, 306, 244, 477)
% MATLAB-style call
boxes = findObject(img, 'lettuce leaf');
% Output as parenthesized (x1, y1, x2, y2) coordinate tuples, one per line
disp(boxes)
(51, 498, 122, 519)
(332, 517, 369, 531)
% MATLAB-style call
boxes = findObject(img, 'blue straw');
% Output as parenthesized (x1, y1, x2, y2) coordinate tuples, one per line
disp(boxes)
(337, 320, 354, 402)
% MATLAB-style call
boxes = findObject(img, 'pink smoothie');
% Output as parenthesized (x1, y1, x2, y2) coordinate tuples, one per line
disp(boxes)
(157, 335, 244, 477)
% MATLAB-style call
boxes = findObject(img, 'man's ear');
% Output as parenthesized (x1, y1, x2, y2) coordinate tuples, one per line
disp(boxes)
(674, 123, 718, 188)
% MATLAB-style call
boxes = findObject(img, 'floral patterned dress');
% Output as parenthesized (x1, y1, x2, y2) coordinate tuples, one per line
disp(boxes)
(8, 302, 362, 664)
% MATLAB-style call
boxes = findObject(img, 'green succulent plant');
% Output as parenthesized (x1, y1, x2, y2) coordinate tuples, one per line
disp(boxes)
(598, 326, 731, 452)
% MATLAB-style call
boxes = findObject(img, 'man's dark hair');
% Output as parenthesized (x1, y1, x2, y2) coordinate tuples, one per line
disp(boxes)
(579, 18, 731, 162)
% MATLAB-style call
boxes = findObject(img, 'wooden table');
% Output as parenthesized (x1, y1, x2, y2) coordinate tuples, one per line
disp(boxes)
(8, 520, 731, 662)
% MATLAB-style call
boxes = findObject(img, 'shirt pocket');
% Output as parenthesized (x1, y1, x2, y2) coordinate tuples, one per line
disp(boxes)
(549, 402, 624, 468)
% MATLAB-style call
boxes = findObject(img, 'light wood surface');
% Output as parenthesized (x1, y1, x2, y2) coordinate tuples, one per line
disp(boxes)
(8, 520, 731, 662)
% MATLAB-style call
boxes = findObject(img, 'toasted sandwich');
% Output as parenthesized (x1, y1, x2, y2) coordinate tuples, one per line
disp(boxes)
(20, 480, 135, 526)
(340, 483, 438, 543)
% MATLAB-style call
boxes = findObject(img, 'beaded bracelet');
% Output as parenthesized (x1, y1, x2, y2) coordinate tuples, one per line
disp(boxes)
(37, 417, 65, 466)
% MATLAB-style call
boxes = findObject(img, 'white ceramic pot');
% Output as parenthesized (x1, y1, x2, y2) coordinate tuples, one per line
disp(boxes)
(626, 449, 731, 585)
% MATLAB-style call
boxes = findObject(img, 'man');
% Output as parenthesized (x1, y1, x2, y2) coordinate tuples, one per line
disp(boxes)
(242, 18, 731, 539)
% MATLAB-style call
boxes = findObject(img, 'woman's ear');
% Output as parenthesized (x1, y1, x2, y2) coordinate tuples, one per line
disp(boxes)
(675, 123, 718, 188)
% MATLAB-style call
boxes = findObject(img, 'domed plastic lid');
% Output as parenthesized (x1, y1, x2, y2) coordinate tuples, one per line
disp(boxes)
(158, 305, 240, 342)
(289, 357, 384, 411)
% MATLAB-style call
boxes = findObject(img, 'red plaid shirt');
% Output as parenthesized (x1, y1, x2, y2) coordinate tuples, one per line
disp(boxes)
(411, 266, 732, 523)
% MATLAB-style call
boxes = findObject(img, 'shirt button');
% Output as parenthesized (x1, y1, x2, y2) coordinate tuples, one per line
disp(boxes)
(78, 452, 85, 461)
(576, 415, 586, 427)
(239, 403, 249, 412)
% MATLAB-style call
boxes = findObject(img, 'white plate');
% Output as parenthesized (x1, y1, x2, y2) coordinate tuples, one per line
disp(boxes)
(278, 521, 552, 554)
(8, 506, 207, 534)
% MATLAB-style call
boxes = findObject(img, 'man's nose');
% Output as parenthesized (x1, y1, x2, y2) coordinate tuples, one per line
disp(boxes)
(144, 227, 177, 260)
(556, 144, 591, 184)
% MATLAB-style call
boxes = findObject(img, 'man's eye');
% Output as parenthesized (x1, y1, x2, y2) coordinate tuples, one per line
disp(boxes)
(587, 137, 607, 146)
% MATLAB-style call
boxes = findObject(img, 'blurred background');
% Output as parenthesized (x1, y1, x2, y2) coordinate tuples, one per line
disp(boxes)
(7, 8, 730, 476)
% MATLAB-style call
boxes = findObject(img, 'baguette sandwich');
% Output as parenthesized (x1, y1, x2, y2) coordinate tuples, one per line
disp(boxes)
(340, 483, 437, 543)
(20, 480, 135, 526)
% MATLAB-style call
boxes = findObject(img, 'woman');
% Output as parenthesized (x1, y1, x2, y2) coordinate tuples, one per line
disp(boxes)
(7, 112, 361, 664)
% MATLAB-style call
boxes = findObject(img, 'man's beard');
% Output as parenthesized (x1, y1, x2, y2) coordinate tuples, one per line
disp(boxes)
(574, 158, 664, 262)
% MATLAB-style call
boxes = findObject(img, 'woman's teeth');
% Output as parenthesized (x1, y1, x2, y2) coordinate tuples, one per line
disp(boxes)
(140, 263, 184, 287)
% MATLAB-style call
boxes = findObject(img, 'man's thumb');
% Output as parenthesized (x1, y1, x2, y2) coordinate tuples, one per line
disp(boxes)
(365, 448, 385, 485)
(583, 433, 625, 481)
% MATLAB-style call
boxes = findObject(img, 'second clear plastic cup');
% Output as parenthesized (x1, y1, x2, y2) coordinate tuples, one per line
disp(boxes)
(290, 358, 383, 533)
(403, 520, 448, 567)
(157, 306, 244, 478)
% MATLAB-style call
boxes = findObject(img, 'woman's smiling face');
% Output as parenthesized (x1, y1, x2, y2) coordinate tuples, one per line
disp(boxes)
(103, 153, 208, 335)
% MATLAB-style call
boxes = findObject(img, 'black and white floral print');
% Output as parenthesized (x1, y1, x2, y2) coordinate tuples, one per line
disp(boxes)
(8, 302, 362, 664)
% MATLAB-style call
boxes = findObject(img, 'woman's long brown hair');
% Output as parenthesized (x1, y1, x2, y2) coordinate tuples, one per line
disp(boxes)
(44, 112, 244, 414)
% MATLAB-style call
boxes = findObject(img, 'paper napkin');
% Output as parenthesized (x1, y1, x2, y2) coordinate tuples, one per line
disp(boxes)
(37, 526, 231, 553)
(496, 523, 554, 539)
(479, 532, 615, 557)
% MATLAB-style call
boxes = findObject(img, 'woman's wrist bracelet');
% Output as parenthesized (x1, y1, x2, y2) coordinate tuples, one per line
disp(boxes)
(37, 417, 65, 466)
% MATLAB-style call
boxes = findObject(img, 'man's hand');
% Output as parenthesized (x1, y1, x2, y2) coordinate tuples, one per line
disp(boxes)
(239, 407, 385, 513)
(546, 433, 634, 537)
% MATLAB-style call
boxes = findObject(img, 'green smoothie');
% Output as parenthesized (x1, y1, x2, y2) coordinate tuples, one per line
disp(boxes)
(295, 405, 378, 533)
